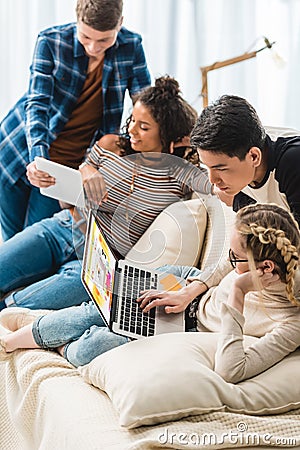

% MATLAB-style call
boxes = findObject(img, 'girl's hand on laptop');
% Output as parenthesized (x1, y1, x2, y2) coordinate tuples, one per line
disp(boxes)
(137, 289, 189, 314)
(137, 281, 207, 314)
(26, 160, 56, 188)
(80, 163, 108, 207)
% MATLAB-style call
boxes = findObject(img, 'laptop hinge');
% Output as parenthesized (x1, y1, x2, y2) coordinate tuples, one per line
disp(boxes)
(111, 267, 121, 326)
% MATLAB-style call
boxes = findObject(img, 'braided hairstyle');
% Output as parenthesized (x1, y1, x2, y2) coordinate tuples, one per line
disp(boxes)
(235, 203, 300, 305)
(119, 75, 198, 160)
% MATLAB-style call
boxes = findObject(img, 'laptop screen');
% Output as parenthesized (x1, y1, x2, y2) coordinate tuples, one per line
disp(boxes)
(82, 212, 117, 326)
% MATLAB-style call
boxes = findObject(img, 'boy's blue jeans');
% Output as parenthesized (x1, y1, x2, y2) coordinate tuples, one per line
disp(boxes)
(0, 209, 89, 309)
(0, 177, 61, 241)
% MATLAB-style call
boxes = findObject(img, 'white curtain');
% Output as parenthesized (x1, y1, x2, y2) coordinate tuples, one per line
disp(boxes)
(0, 0, 76, 117)
(1, 0, 299, 129)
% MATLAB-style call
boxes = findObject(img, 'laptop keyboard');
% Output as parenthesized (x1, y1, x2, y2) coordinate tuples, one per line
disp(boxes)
(119, 265, 158, 337)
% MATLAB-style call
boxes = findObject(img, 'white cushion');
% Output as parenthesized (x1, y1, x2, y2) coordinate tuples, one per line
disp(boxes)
(79, 332, 300, 429)
(125, 198, 207, 268)
(199, 195, 235, 269)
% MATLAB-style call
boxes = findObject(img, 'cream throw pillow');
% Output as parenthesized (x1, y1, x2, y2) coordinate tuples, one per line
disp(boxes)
(199, 195, 235, 269)
(125, 198, 207, 268)
(79, 332, 300, 429)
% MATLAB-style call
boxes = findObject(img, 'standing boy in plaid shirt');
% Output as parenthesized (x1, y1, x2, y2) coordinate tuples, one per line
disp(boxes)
(0, 0, 151, 241)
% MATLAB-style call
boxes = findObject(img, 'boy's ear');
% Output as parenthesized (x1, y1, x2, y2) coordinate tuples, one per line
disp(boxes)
(262, 259, 276, 273)
(248, 147, 262, 168)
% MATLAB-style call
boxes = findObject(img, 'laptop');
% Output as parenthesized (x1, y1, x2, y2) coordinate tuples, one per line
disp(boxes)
(81, 210, 185, 340)
(35, 157, 85, 208)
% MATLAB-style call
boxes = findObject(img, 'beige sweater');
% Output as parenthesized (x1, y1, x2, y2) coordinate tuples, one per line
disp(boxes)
(196, 270, 300, 383)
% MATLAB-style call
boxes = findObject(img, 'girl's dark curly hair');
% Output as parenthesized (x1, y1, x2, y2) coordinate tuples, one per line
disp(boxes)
(119, 76, 198, 162)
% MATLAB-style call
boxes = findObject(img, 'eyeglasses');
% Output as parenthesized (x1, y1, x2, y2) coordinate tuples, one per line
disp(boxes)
(228, 248, 249, 269)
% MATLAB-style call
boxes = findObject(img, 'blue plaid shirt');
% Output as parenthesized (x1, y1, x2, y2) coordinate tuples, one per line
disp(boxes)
(0, 23, 151, 185)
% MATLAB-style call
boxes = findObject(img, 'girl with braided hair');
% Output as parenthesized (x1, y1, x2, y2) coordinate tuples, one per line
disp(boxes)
(135, 202, 300, 382)
(232, 203, 299, 307)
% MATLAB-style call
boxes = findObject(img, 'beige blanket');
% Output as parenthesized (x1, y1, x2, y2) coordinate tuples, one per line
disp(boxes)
(1, 344, 300, 450)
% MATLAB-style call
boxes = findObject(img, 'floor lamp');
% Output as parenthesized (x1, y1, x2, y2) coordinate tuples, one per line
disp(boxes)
(200, 37, 276, 108)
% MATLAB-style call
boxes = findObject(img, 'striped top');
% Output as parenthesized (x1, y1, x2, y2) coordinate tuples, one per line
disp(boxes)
(87, 145, 212, 257)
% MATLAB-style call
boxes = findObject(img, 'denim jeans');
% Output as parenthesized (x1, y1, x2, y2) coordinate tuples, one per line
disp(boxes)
(0, 177, 61, 241)
(0, 209, 89, 310)
(156, 264, 202, 279)
(31, 265, 200, 366)
(32, 301, 129, 367)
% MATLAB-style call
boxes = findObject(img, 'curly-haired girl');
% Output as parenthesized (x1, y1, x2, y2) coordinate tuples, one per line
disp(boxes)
(0, 75, 210, 313)
(0, 76, 214, 366)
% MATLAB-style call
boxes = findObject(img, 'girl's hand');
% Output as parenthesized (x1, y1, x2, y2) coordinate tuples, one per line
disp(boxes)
(137, 281, 207, 314)
(137, 289, 191, 314)
(169, 136, 191, 153)
(235, 268, 280, 295)
(79, 164, 108, 208)
(228, 268, 280, 313)
(26, 161, 55, 188)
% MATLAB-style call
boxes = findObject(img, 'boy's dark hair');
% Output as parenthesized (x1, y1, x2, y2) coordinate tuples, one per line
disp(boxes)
(76, 0, 123, 31)
(190, 95, 267, 160)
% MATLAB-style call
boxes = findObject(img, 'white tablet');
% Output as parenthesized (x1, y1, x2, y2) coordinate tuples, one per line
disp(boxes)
(35, 157, 85, 208)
